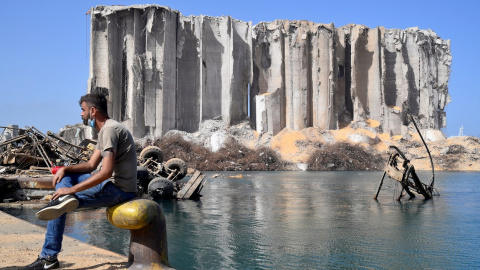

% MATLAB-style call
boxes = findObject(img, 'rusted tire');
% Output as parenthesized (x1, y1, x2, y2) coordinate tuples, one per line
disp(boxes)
(148, 177, 174, 198)
(137, 166, 151, 190)
(165, 158, 187, 180)
(13, 188, 28, 201)
(137, 166, 150, 180)
(139, 146, 164, 163)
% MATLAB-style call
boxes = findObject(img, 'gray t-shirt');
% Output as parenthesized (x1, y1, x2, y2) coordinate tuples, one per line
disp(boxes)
(96, 119, 137, 193)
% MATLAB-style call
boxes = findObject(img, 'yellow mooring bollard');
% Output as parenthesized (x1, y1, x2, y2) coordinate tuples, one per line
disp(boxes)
(106, 199, 173, 269)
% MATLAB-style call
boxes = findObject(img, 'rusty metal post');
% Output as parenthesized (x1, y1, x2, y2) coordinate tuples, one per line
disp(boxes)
(373, 171, 387, 200)
(106, 199, 173, 269)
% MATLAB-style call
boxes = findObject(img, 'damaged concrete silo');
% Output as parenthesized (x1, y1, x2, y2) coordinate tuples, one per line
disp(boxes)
(251, 20, 337, 133)
(252, 21, 451, 135)
(88, 5, 451, 139)
(252, 22, 451, 136)
(88, 5, 252, 138)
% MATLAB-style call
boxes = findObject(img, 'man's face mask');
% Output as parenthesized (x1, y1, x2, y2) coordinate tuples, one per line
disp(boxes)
(88, 117, 96, 128)
(83, 107, 95, 128)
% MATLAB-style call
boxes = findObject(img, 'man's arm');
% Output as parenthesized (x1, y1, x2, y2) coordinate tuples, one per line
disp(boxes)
(51, 148, 117, 200)
(52, 149, 103, 186)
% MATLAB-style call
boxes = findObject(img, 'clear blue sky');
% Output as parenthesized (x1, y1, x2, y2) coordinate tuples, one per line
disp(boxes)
(1, 0, 478, 137)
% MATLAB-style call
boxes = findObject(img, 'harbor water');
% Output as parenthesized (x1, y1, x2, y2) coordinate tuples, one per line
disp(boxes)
(2, 171, 479, 269)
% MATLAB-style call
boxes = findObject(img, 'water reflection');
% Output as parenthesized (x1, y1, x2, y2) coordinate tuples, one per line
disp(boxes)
(2, 171, 479, 269)
(159, 171, 480, 269)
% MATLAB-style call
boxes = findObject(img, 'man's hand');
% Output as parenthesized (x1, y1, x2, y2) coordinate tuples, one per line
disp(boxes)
(50, 150, 103, 188)
(51, 187, 73, 201)
(52, 167, 66, 187)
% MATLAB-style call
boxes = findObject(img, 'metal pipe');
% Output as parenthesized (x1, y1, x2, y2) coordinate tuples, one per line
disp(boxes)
(408, 113, 435, 187)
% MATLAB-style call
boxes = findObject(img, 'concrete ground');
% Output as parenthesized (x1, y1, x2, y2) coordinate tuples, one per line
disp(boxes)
(0, 210, 127, 269)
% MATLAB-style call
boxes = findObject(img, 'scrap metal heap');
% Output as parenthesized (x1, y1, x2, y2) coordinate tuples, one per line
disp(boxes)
(0, 126, 94, 175)
(0, 126, 206, 202)
(0, 126, 95, 202)
(136, 146, 206, 200)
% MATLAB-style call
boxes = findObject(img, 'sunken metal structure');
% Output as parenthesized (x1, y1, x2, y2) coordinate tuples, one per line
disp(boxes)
(374, 113, 439, 200)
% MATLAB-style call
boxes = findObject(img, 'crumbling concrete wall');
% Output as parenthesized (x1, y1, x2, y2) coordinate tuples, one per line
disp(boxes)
(253, 22, 451, 136)
(252, 21, 337, 132)
(89, 5, 451, 138)
(89, 5, 251, 138)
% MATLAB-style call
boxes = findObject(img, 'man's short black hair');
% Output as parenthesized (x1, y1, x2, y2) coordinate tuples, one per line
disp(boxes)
(79, 93, 109, 117)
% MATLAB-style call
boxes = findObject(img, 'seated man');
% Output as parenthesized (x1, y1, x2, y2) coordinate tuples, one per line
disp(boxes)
(23, 93, 138, 270)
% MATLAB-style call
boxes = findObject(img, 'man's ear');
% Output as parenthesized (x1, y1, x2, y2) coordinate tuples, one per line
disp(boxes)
(90, 107, 96, 118)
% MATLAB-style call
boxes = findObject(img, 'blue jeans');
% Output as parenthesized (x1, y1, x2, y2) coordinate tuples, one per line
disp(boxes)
(40, 173, 136, 260)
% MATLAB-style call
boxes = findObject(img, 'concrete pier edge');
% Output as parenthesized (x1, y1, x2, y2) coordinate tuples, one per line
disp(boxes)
(0, 209, 127, 269)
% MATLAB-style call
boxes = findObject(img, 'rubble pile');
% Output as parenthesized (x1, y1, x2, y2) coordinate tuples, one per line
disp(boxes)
(307, 142, 385, 171)
(141, 133, 287, 171)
